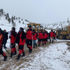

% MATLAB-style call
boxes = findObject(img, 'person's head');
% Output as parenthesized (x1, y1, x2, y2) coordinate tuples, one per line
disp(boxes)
(4, 29, 6, 32)
(33, 29, 35, 32)
(51, 29, 53, 32)
(12, 27, 15, 31)
(0, 28, 2, 32)
(0, 28, 2, 34)
(19, 27, 24, 32)
(28, 25, 32, 29)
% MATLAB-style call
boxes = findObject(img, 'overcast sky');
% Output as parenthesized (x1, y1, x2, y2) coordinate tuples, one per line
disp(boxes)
(0, 0, 70, 24)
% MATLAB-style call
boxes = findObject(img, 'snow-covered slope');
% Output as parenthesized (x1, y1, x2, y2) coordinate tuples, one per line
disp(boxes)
(0, 10, 69, 32)
(0, 12, 28, 32)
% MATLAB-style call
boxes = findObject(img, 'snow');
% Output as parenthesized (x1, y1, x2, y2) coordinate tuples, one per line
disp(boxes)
(0, 16, 12, 31)
(56, 39, 70, 42)
(18, 43, 70, 70)
(45, 22, 69, 30)
(0, 14, 28, 32)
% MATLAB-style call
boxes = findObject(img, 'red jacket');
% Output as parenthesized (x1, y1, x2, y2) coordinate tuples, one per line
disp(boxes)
(0, 34, 3, 49)
(50, 32, 54, 37)
(53, 33, 56, 37)
(38, 32, 43, 39)
(43, 33, 48, 39)
(26, 29, 33, 40)
(19, 32, 26, 45)
(10, 31, 17, 44)
(33, 33, 37, 40)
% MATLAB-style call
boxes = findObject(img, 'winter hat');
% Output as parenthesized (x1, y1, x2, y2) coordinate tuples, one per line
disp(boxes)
(4, 29, 6, 32)
(28, 25, 32, 28)
(20, 27, 24, 31)
(12, 27, 15, 31)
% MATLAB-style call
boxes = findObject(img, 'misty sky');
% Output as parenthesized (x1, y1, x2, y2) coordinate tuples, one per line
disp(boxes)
(0, 0, 70, 24)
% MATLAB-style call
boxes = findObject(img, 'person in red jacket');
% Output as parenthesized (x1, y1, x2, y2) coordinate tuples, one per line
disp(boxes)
(32, 30, 37, 48)
(53, 31, 56, 39)
(38, 30, 43, 46)
(0, 29, 7, 61)
(16, 27, 26, 60)
(26, 25, 33, 53)
(43, 30, 48, 45)
(49, 29, 55, 43)
(10, 27, 17, 58)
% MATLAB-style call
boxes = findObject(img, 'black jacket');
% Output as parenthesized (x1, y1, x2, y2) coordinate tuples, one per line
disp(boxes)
(16, 31, 26, 44)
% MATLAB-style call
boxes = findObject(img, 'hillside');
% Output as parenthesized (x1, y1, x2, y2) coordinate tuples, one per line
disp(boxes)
(0, 9, 28, 32)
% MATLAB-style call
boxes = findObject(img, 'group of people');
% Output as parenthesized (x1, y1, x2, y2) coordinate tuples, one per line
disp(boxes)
(0, 25, 56, 61)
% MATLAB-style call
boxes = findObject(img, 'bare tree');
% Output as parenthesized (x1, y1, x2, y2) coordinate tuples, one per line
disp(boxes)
(11, 16, 16, 27)
(0, 9, 4, 17)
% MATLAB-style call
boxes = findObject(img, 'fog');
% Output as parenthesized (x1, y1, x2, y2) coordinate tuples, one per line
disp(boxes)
(0, 0, 70, 24)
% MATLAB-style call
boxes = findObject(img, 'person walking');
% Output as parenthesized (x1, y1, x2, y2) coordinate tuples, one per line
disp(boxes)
(0, 29, 7, 61)
(9, 27, 17, 58)
(49, 30, 55, 43)
(32, 30, 37, 48)
(2, 30, 8, 49)
(26, 25, 33, 53)
(16, 27, 26, 60)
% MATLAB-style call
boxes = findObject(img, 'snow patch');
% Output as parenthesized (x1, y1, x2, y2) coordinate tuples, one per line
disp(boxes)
(19, 43, 70, 70)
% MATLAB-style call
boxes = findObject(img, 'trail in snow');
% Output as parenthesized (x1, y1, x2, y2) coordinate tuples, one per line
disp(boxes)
(0, 42, 70, 70)
(19, 42, 70, 70)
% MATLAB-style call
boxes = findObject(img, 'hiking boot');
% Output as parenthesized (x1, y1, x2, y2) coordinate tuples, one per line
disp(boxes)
(35, 44, 37, 47)
(4, 56, 7, 61)
(10, 53, 13, 58)
(17, 54, 20, 60)
(33, 46, 35, 48)
(38, 44, 40, 46)
(29, 49, 32, 53)
(22, 52, 25, 57)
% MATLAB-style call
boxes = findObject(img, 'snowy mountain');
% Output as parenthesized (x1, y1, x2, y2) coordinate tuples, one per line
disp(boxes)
(42, 20, 69, 30)
(0, 9, 70, 33)
(0, 9, 28, 32)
